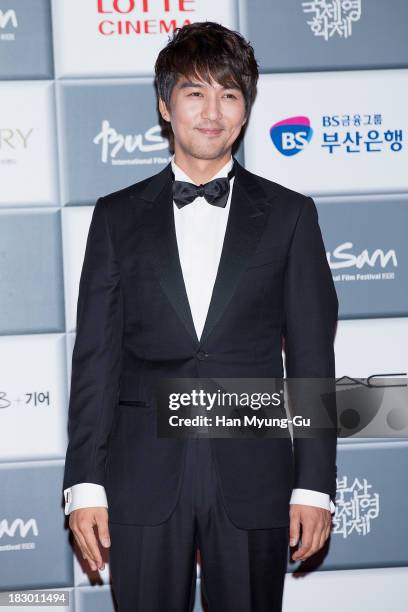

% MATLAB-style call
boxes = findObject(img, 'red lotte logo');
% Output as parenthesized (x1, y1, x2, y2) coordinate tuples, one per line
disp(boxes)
(97, 0, 195, 36)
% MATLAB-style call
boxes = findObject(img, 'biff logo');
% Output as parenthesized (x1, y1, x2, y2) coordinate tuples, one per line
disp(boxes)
(270, 116, 313, 156)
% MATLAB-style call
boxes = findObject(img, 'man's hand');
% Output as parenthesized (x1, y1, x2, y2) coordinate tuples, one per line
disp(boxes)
(69, 507, 110, 571)
(289, 504, 332, 562)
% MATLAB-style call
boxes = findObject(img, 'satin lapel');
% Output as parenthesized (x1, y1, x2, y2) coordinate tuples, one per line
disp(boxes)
(141, 163, 200, 344)
(139, 159, 277, 348)
(198, 161, 274, 345)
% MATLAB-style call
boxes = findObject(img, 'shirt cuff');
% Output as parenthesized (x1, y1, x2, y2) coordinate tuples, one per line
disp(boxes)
(64, 483, 108, 516)
(290, 488, 336, 514)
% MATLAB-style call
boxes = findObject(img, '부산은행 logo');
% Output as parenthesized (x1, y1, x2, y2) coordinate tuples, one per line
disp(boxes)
(270, 116, 313, 156)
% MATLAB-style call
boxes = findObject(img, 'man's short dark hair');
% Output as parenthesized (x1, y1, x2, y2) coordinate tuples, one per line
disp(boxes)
(154, 21, 259, 119)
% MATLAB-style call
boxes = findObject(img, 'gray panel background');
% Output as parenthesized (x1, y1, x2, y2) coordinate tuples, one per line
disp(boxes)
(0, 209, 65, 334)
(240, 0, 408, 72)
(0, 463, 73, 590)
(0, 0, 54, 79)
(317, 443, 408, 571)
(317, 197, 408, 318)
(57, 79, 169, 205)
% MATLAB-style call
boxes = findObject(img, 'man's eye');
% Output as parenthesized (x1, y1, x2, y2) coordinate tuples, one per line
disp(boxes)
(188, 91, 202, 96)
(225, 93, 237, 99)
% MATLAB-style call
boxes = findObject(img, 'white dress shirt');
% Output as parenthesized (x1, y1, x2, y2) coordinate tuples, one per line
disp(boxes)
(64, 154, 336, 516)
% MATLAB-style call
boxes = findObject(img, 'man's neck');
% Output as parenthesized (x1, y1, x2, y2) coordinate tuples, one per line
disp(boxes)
(173, 149, 232, 185)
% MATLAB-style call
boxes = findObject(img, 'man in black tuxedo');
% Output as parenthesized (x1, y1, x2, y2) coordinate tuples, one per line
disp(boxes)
(63, 21, 338, 612)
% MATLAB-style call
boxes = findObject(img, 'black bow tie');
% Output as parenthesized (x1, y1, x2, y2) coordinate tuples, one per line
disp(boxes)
(171, 160, 236, 209)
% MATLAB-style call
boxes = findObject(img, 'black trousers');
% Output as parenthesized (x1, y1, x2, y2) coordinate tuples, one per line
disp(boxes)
(108, 436, 289, 611)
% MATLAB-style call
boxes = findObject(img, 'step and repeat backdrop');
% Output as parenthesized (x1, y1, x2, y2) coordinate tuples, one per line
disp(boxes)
(1, 0, 408, 610)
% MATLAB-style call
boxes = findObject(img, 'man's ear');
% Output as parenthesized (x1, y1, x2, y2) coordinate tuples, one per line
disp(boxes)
(159, 98, 171, 122)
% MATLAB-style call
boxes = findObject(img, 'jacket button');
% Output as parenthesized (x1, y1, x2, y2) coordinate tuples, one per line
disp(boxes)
(196, 350, 209, 360)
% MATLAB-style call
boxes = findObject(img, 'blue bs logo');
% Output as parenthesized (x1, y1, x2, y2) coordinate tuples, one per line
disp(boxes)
(270, 116, 313, 156)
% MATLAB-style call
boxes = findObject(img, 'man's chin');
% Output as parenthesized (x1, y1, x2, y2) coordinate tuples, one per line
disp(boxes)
(185, 144, 230, 161)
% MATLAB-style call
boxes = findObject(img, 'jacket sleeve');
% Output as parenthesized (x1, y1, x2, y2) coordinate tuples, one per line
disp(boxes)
(283, 196, 338, 506)
(62, 196, 124, 493)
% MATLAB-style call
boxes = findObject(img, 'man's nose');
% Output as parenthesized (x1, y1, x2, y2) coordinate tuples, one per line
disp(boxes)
(201, 96, 222, 121)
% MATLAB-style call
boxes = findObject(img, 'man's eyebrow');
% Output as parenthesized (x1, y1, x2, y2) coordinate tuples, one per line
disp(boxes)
(177, 80, 241, 91)
(177, 81, 205, 89)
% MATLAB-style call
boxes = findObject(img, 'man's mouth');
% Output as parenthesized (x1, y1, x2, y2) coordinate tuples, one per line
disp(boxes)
(197, 128, 223, 136)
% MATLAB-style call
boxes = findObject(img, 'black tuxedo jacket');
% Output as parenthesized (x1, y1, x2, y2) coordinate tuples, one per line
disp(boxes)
(62, 158, 338, 529)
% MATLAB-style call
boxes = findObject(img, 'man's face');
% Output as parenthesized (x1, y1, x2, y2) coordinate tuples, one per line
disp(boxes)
(159, 74, 247, 161)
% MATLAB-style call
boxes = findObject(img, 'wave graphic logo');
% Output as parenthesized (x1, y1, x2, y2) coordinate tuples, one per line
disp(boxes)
(270, 116, 313, 156)
(0, 518, 38, 538)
